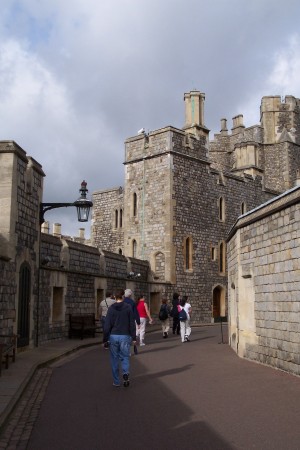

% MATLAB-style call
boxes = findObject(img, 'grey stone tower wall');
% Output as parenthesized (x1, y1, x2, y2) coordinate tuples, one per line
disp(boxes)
(91, 187, 124, 252)
(171, 151, 273, 323)
(0, 141, 44, 339)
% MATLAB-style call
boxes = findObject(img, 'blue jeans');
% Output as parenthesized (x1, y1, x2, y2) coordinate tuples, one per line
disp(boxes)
(109, 335, 132, 385)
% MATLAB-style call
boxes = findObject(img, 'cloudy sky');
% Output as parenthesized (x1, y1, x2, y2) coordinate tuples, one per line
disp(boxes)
(1, 0, 300, 237)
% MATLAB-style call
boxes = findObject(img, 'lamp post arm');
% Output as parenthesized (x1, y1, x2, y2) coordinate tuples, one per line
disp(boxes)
(40, 202, 75, 225)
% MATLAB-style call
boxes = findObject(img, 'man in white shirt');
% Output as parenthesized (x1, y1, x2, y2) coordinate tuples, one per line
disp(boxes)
(99, 292, 116, 331)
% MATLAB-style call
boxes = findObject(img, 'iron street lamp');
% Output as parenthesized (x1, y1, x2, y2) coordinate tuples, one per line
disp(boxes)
(40, 180, 93, 225)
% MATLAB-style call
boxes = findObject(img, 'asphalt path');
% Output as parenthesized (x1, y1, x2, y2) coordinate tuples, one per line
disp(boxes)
(28, 325, 300, 450)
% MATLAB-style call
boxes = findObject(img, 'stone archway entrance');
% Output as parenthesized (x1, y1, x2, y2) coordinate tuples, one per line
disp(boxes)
(212, 285, 226, 322)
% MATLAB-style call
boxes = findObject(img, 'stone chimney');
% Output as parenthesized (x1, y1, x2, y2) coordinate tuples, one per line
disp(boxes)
(231, 114, 245, 135)
(41, 221, 49, 234)
(220, 118, 228, 136)
(182, 90, 210, 139)
(53, 223, 62, 237)
(79, 228, 85, 240)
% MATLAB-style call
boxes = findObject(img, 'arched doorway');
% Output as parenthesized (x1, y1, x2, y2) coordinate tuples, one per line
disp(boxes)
(212, 285, 226, 322)
(17, 263, 31, 347)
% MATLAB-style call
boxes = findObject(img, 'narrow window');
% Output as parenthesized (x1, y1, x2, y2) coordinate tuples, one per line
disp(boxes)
(219, 241, 226, 274)
(118, 248, 123, 255)
(241, 202, 246, 215)
(211, 246, 216, 261)
(120, 209, 123, 228)
(132, 239, 137, 258)
(115, 209, 118, 228)
(185, 237, 192, 270)
(219, 197, 225, 221)
(133, 193, 137, 217)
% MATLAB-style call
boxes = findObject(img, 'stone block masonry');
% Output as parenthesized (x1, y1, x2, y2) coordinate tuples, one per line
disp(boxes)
(228, 186, 300, 376)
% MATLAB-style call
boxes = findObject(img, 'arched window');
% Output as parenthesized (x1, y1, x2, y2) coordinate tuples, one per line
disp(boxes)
(219, 197, 225, 221)
(120, 209, 123, 228)
(133, 193, 137, 217)
(219, 241, 226, 274)
(132, 239, 137, 258)
(184, 237, 193, 271)
(115, 209, 118, 228)
(118, 248, 123, 255)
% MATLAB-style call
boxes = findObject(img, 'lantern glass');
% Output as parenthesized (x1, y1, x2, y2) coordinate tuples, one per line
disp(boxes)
(76, 203, 91, 222)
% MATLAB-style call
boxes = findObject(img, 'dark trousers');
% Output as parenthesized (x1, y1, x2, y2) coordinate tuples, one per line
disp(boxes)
(172, 317, 180, 334)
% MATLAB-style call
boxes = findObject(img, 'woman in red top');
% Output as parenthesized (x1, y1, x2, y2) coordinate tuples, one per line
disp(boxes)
(136, 295, 153, 346)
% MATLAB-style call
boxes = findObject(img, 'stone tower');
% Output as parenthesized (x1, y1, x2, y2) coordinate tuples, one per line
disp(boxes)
(91, 91, 300, 323)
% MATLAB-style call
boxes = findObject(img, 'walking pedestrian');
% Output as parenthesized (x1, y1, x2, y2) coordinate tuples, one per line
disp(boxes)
(136, 295, 153, 346)
(179, 295, 192, 343)
(171, 292, 180, 335)
(124, 289, 141, 326)
(99, 292, 116, 332)
(158, 298, 170, 338)
(103, 290, 136, 387)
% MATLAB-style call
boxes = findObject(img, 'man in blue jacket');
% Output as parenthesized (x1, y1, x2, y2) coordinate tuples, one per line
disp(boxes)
(104, 290, 136, 387)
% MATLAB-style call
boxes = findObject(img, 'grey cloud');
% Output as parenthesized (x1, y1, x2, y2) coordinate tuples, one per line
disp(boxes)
(1, 0, 300, 237)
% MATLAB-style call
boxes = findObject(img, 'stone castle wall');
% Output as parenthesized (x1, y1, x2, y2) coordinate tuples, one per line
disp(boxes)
(37, 234, 155, 345)
(0, 141, 44, 340)
(172, 151, 274, 323)
(228, 186, 300, 376)
(0, 141, 162, 348)
(92, 187, 124, 252)
(108, 123, 276, 324)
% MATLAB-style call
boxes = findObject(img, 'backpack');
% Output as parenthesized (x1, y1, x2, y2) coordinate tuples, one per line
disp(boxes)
(159, 305, 169, 321)
(178, 305, 187, 321)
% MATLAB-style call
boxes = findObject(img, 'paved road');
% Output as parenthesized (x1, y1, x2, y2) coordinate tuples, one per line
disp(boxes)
(26, 325, 300, 450)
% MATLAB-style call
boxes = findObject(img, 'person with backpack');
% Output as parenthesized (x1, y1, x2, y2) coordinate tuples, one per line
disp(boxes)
(170, 292, 180, 335)
(158, 298, 170, 338)
(178, 295, 192, 343)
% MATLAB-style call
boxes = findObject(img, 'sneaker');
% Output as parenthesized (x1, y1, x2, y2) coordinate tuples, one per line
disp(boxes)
(163, 332, 167, 338)
(140, 342, 145, 346)
(123, 373, 130, 387)
(113, 383, 120, 387)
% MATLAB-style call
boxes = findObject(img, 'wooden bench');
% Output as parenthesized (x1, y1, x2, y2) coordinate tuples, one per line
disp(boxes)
(0, 334, 17, 376)
(69, 314, 97, 340)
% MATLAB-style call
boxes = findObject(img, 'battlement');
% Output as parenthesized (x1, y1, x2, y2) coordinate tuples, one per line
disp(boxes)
(260, 95, 300, 113)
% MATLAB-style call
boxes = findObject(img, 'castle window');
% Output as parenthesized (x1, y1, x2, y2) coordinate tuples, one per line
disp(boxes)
(118, 248, 123, 255)
(211, 246, 216, 261)
(132, 239, 137, 258)
(219, 241, 226, 274)
(115, 209, 119, 228)
(120, 209, 123, 228)
(219, 197, 225, 222)
(133, 193, 137, 217)
(241, 202, 247, 215)
(184, 237, 193, 271)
